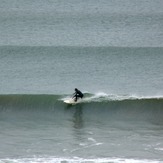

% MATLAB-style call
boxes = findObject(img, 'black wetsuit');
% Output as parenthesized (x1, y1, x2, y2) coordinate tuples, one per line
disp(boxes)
(73, 89, 83, 102)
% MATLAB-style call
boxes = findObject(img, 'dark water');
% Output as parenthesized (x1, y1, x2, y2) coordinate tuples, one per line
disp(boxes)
(0, 94, 163, 162)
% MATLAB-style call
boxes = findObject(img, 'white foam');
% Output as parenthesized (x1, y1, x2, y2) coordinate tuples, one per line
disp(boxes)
(0, 157, 162, 163)
(82, 92, 163, 103)
(155, 147, 163, 151)
(59, 92, 163, 103)
(88, 137, 96, 143)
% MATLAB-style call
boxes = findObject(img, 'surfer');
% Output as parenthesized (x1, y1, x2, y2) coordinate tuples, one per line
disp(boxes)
(73, 88, 84, 102)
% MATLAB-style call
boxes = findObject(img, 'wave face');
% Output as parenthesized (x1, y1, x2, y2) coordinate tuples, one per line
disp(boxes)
(0, 93, 163, 122)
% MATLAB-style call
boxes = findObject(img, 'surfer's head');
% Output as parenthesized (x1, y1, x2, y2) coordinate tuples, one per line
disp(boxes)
(75, 88, 78, 91)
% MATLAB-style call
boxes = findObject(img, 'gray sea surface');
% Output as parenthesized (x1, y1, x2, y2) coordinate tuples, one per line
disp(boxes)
(0, 1, 163, 163)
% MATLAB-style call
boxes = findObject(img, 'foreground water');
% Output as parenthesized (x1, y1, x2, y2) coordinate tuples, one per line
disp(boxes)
(0, 94, 163, 163)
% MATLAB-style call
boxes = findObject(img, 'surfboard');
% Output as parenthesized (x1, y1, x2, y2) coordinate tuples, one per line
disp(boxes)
(64, 98, 82, 104)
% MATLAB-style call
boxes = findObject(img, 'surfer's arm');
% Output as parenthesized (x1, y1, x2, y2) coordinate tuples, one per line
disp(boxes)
(72, 92, 77, 97)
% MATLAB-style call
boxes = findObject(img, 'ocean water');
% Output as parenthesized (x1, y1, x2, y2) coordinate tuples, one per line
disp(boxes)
(0, 1, 163, 163)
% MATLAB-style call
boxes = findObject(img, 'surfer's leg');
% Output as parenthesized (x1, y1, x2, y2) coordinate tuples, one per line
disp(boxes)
(74, 95, 77, 102)
(75, 95, 81, 102)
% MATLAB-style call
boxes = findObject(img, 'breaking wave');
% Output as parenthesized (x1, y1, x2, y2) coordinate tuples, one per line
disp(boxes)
(0, 93, 163, 107)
